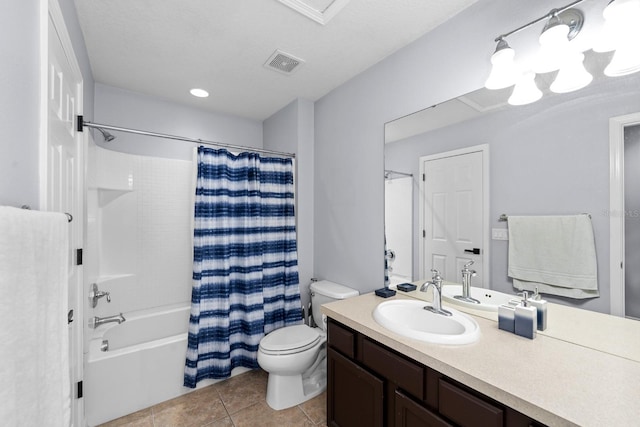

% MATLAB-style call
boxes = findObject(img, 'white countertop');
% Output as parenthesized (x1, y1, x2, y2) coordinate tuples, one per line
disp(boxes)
(322, 291, 640, 427)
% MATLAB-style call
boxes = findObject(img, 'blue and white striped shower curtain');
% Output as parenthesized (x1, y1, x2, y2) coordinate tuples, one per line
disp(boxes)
(184, 147, 302, 388)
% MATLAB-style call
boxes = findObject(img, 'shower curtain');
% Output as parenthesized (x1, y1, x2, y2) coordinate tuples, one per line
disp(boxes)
(184, 147, 302, 387)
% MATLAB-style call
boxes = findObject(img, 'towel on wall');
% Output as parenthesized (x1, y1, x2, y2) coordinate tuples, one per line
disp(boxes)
(507, 214, 598, 299)
(0, 206, 71, 426)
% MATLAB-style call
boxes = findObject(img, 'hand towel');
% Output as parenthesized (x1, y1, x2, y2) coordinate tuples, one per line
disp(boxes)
(507, 214, 598, 299)
(0, 206, 71, 426)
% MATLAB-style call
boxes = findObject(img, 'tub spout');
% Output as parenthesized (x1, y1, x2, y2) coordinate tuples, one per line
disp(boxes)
(89, 313, 126, 329)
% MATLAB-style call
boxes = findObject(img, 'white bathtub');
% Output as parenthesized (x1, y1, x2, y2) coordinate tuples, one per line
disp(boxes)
(84, 304, 220, 426)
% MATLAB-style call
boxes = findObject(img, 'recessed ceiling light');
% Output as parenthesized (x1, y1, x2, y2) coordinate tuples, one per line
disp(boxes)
(190, 88, 209, 98)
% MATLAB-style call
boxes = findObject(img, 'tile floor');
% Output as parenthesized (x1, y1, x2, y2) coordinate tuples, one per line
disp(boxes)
(98, 369, 327, 427)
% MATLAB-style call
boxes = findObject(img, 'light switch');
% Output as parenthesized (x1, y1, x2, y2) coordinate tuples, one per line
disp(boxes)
(492, 228, 509, 240)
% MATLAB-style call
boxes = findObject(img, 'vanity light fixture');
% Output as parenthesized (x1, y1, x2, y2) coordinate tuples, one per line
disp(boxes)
(189, 88, 210, 98)
(485, 0, 639, 104)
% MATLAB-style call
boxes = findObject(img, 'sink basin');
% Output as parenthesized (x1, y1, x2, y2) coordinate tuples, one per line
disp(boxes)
(372, 299, 480, 345)
(441, 285, 514, 312)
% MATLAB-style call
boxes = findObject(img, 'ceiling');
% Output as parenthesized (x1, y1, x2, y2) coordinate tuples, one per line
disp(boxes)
(73, 0, 477, 121)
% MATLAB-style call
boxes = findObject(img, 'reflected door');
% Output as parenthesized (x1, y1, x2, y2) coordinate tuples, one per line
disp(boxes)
(420, 150, 484, 285)
(385, 176, 413, 284)
(625, 124, 640, 320)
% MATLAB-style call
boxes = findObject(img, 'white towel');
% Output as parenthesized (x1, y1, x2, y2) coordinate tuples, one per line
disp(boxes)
(0, 206, 71, 426)
(507, 214, 598, 299)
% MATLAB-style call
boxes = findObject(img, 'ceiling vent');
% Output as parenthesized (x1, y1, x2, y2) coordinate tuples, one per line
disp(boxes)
(264, 50, 305, 75)
(278, 0, 351, 25)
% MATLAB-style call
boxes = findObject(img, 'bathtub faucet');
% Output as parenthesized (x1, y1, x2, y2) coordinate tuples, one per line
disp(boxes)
(89, 313, 126, 329)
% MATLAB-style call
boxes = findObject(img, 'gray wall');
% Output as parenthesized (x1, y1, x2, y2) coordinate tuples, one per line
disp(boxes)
(264, 99, 315, 314)
(0, 0, 41, 208)
(385, 75, 640, 314)
(94, 84, 262, 160)
(0, 0, 94, 209)
(313, 0, 563, 293)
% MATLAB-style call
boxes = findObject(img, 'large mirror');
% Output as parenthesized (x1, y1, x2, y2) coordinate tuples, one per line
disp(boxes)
(384, 49, 640, 318)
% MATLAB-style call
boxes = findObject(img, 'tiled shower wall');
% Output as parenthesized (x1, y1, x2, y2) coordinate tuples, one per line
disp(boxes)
(88, 146, 194, 319)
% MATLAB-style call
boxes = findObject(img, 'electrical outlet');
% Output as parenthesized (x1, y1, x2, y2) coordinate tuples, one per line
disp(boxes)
(492, 228, 508, 240)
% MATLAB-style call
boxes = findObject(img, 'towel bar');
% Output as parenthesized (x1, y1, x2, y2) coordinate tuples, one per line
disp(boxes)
(499, 213, 591, 222)
(20, 205, 73, 223)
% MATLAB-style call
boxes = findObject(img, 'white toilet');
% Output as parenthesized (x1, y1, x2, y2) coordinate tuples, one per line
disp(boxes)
(257, 280, 359, 410)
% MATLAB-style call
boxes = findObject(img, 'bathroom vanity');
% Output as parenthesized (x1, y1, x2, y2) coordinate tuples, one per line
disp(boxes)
(322, 292, 640, 427)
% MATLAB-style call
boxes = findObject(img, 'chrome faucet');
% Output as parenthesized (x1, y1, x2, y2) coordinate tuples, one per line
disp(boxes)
(419, 269, 452, 316)
(89, 313, 125, 329)
(455, 261, 481, 304)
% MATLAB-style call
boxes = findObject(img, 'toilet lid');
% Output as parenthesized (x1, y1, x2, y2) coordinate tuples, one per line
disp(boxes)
(259, 324, 321, 355)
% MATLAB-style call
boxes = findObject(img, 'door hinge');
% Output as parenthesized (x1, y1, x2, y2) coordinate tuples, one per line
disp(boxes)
(77, 381, 83, 399)
(67, 309, 74, 324)
(77, 115, 84, 132)
(76, 248, 83, 266)
(422, 173, 425, 181)
(422, 230, 426, 238)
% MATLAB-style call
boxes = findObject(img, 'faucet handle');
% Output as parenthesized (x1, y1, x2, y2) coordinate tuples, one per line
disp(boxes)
(463, 260, 475, 269)
(430, 269, 443, 282)
(90, 283, 111, 308)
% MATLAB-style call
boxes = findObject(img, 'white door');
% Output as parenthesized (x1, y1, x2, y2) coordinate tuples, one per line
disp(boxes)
(45, 3, 84, 425)
(420, 147, 486, 286)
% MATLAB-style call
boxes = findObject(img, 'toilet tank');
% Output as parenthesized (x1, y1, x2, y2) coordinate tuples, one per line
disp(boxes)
(310, 280, 359, 330)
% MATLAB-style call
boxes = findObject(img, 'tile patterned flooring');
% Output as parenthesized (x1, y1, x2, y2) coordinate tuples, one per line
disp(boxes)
(98, 369, 327, 427)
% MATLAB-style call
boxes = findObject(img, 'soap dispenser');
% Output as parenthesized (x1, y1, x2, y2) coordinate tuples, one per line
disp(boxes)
(528, 287, 548, 331)
(514, 291, 537, 339)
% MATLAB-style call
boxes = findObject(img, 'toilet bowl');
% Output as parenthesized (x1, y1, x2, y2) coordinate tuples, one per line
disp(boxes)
(257, 280, 358, 410)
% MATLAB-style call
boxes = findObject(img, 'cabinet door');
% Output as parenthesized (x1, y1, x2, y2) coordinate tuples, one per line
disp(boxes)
(396, 390, 453, 427)
(328, 347, 384, 427)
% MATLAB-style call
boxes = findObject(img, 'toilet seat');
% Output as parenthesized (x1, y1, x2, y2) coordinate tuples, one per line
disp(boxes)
(259, 325, 322, 356)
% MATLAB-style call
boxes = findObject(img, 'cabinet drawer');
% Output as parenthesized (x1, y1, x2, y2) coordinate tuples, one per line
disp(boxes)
(361, 337, 424, 399)
(438, 379, 504, 427)
(396, 390, 453, 427)
(328, 320, 356, 358)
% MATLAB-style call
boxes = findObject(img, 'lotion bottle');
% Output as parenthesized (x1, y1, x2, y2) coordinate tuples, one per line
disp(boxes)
(514, 291, 537, 339)
(528, 287, 548, 331)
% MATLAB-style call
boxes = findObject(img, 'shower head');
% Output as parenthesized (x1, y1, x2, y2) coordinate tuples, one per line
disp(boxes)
(96, 127, 116, 142)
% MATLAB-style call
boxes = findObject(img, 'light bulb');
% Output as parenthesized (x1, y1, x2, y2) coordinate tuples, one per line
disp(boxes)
(535, 20, 571, 74)
(550, 53, 593, 93)
(508, 72, 542, 106)
(190, 88, 210, 98)
(601, 0, 640, 76)
(485, 39, 520, 90)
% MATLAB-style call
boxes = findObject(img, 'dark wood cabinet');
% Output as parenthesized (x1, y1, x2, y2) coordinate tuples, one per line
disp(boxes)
(327, 318, 544, 427)
(395, 390, 453, 427)
(327, 347, 384, 427)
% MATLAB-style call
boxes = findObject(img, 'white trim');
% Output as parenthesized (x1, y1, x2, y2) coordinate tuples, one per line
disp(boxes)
(609, 112, 640, 317)
(418, 144, 490, 288)
(278, 0, 350, 25)
(39, 0, 48, 210)
(43, 2, 86, 425)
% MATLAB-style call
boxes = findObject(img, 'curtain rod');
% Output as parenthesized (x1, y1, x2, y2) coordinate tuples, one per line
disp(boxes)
(78, 118, 296, 159)
(384, 169, 413, 178)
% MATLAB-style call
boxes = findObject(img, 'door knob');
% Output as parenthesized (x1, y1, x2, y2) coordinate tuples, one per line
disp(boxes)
(464, 248, 481, 255)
